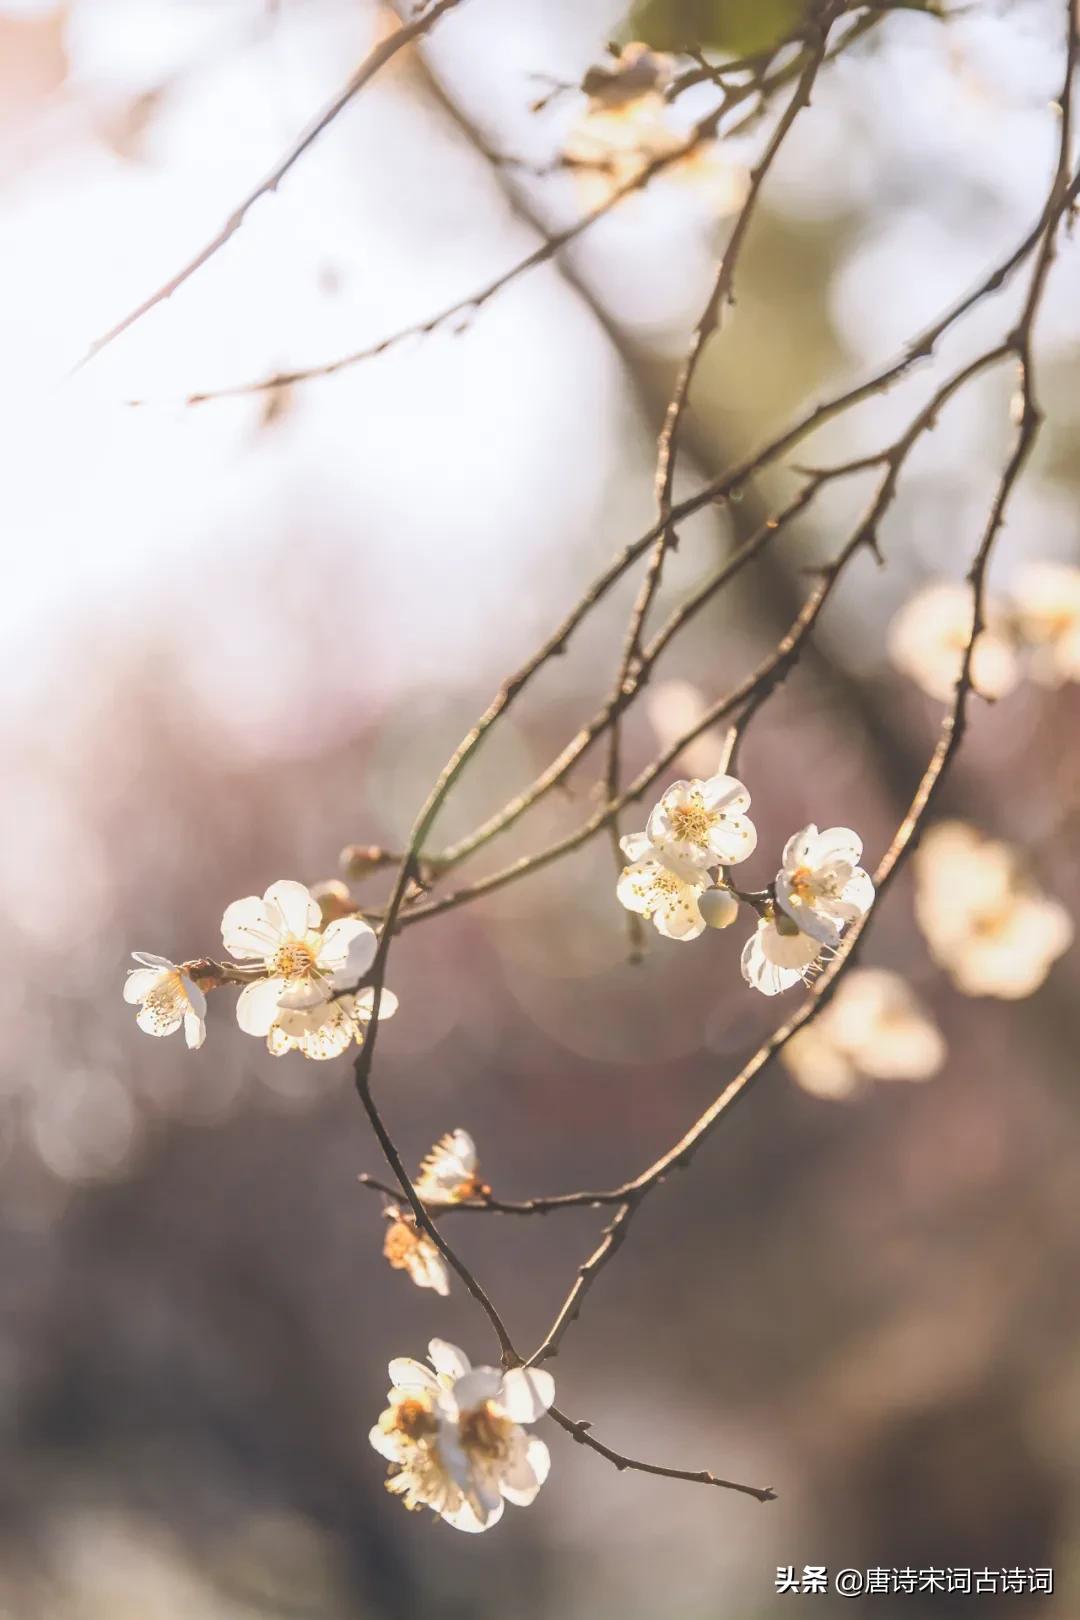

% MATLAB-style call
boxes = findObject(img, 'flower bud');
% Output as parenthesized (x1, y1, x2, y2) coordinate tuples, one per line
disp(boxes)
(311, 878, 357, 924)
(698, 888, 739, 930)
(339, 844, 390, 880)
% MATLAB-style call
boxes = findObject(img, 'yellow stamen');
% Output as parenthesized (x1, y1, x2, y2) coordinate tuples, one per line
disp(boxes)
(269, 939, 318, 979)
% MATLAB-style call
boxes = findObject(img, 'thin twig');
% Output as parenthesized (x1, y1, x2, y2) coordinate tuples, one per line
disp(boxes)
(604, 11, 839, 921)
(166, 7, 881, 407)
(548, 1406, 776, 1502)
(73, 0, 468, 372)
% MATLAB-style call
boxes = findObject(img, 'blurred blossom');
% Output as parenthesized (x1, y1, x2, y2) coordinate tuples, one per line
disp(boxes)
(888, 580, 1019, 702)
(31, 1507, 302, 1620)
(782, 968, 945, 1100)
(1012, 560, 1080, 686)
(645, 678, 727, 779)
(29, 1067, 139, 1183)
(563, 86, 747, 215)
(915, 821, 1073, 999)
(382, 1208, 451, 1296)
(309, 876, 359, 922)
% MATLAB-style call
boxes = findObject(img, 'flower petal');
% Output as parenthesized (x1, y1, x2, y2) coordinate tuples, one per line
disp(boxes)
(781, 825, 816, 873)
(388, 1358, 440, 1394)
(775, 879, 841, 945)
(708, 815, 757, 864)
(275, 979, 330, 1011)
(619, 830, 654, 863)
(811, 826, 864, 867)
(123, 967, 165, 1004)
(499, 1365, 555, 1423)
(369, 1422, 407, 1463)
(236, 977, 287, 1037)
(428, 1340, 471, 1381)
(131, 952, 177, 970)
(137, 1001, 183, 1037)
(452, 1368, 504, 1412)
(355, 986, 399, 1022)
(441, 1496, 502, 1533)
(221, 896, 280, 961)
(183, 1009, 207, 1050)
(840, 866, 875, 914)
(317, 916, 377, 983)
(179, 974, 207, 1018)
(700, 773, 751, 813)
(263, 880, 321, 939)
(500, 1433, 551, 1506)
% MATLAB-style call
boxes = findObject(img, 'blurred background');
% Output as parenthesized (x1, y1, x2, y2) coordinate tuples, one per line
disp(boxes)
(2, 0, 1080, 1614)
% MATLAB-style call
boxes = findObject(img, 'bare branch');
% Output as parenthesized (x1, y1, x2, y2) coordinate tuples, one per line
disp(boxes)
(73, 0, 468, 372)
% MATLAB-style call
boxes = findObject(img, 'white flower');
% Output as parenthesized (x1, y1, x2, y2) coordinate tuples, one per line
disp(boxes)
(782, 969, 945, 1099)
(776, 825, 875, 947)
(740, 916, 822, 996)
(645, 772, 757, 872)
(122, 953, 206, 1049)
(383, 1210, 450, 1297)
(416, 1129, 484, 1204)
(265, 985, 398, 1061)
(888, 581, 1019, 702)
(370, 1340, 553, 1533)
(222, 878, 377, 1037)
(616, 835, 713, 941)
(915, 822, 1073, 999)
(1012, 561, 1080, 686)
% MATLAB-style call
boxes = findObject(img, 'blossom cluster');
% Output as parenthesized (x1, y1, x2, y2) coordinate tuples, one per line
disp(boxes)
(889, 563, 1080, 702)
(781, 969, 945, 1099)
(915, 822, 1073, 999)
(370, 1340, 554, 1533)
(123, 879, 396, 1058)
(616, 769, 876, 995)
(382, 1130, 484, 1298)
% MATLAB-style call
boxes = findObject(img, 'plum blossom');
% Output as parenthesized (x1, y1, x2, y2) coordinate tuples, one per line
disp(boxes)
(740, 915, 822, 996)
(1012, 561, 1080, 686)
(616, 834, 714, 940)
(370, 1340, 553, 1532)
(776, 825, 875, 947)
(415, 1129, 485, 1204)
(616, 772, 757, 941)
(741, 824, 874, 995)
(383, 1210, 450, 1297)
(781, 969, 945, 1099)
(888, 581, 1018, 701)
(645, 773, 757, 873)
(221, 880, 385, 1053)
(123, 953, 206, 1049)
(915, 822, 1073, 999)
